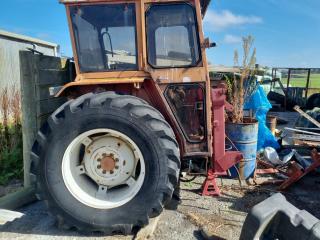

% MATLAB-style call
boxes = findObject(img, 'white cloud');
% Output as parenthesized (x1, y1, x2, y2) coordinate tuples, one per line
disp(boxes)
(224, 34, 242, 44)
(204, 10, 263, 31)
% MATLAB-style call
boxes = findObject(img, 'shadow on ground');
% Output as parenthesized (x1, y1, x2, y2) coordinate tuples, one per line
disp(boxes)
(0, 201, 133, 239)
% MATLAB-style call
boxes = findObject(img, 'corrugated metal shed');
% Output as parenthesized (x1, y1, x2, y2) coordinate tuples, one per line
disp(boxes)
(0, 29, 60, 91)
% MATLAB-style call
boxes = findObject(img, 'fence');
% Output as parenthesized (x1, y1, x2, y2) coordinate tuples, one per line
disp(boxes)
(19, 51, 74, 186)
(271, 68, 320, 109)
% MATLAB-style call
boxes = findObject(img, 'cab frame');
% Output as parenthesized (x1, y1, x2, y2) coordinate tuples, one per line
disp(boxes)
(59, 0, 213, 159)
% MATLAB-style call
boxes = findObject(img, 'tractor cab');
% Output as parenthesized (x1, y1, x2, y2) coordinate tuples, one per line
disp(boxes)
(62, 0, 210, 73)
(60, 0, 213, 156)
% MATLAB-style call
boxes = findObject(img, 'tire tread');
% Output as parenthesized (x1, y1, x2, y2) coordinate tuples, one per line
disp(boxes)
(30, 91, 180, 233)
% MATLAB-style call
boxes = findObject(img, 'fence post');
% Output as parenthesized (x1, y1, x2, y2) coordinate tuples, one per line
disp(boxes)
(20, 51, 38, 187)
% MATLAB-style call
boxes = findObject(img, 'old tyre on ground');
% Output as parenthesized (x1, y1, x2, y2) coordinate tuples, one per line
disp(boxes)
(306, 93, 320, 110)
(30, 92, 180, 234)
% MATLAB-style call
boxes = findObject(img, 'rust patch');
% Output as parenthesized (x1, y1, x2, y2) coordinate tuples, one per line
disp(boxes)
(100, 156, 116, 171)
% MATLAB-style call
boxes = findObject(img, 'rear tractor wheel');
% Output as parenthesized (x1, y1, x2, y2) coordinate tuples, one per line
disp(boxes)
(30, 92, 180, 234)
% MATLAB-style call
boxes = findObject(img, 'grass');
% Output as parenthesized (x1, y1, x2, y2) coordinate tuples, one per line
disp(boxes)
(280, 73, 320, 88)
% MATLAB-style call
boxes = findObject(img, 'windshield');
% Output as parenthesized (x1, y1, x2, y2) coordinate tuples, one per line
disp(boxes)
(146, 3, 201, 68)
(70, 4, 137, 72)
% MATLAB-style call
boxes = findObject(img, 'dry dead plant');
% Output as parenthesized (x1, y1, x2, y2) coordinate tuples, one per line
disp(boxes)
(10, 86, 21, 127)
(0, 85, 22, 149)
(0, 85, 23, 185)
(228, 35, 257, 123)
(0, 86, 10, 146)
(9, 86, 22, 148)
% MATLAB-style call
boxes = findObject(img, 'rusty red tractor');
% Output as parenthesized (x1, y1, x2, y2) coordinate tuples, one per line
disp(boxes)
(31, 0, 242, 233)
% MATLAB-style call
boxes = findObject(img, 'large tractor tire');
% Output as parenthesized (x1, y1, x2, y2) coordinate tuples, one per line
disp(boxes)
(30, 92, 180, 234)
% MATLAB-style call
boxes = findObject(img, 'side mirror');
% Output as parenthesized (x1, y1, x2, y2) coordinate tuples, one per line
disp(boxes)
(201, 38, 216, 49)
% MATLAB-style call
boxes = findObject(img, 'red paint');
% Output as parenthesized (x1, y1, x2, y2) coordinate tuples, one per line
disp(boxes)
(201, 169, 220, 196)
(136, 80, 186, 156)
(279, 149, 320, 190)
(202, 86, 243, 196)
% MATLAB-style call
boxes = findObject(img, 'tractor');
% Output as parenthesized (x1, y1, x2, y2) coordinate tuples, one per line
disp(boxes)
(30, 0, 242, 234)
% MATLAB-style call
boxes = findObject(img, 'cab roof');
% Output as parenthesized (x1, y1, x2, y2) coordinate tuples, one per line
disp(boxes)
(60, 0, 211, 17)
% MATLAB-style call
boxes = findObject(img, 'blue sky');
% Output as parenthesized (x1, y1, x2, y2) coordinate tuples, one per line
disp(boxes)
(205, 0, 320, 67)
(0, 0, 319, 67)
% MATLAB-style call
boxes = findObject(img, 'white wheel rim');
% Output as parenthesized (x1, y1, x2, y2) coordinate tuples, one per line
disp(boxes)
(61, 129, 145, 209)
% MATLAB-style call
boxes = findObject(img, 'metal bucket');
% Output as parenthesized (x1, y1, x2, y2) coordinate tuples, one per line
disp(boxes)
(266, 116, 277, 136)
(226, 118, 258, 179)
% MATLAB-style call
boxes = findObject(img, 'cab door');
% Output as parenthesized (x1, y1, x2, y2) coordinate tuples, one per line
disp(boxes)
(144, 1, 211, 156)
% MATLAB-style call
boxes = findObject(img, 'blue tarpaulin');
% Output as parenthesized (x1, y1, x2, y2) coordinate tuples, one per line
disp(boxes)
(244, 85, 280, 151)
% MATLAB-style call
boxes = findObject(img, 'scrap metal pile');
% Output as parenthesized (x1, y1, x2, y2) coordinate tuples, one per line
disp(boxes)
(255, 105, 320, 190)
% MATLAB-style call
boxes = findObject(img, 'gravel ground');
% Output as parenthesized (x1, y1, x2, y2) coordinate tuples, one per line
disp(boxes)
(153, 210, 200, 240)
(1, 111, 319, 239)
(1, 173, 319, 240)
(174, 177, 272, 240)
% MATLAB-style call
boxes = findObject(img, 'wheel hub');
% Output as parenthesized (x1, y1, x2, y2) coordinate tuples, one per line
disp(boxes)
(100, 154, 116, 172)
(84, 136, 136, 187)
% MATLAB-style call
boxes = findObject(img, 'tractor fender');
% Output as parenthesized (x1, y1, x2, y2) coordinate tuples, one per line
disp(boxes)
(55, 77, 145, 97)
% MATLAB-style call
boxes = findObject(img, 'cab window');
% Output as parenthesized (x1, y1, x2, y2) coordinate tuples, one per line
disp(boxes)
(165, 84, 205, 142)
(70, 3, 137, 72)
(146, 3, 201, 68)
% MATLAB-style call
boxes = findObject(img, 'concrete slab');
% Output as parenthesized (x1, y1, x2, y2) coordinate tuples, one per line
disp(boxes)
(0, 209, 24, 225)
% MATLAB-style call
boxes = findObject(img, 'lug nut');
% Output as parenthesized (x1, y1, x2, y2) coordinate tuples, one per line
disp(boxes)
(115, 158, 119, 162)
(102, 153, 107, 157)
(115, 166, 119, 169)
(97, 158, 101, 162)
(110, 170, 114, 174)
(102, 170, 107, 174)
(97, 165, 101, 169)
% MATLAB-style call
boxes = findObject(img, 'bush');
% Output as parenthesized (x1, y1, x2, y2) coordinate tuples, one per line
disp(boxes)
(0, 125, 23, 185)
(0, 86, 23, 185)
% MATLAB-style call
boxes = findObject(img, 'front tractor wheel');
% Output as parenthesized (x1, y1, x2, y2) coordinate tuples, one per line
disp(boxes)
(30, 92, 180, 233)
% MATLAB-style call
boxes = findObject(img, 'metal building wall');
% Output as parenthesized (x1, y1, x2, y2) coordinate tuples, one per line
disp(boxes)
(0, 36, 58, 91)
